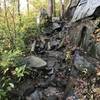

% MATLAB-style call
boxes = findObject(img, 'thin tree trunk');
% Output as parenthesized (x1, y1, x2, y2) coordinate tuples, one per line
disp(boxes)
(53, 0, 56, 16)
(0, 0, 1, 13)
(27, 0, 29, 16)
(4, 0, 14, 49)
(4, 0, 11, 33)
(8, 9, 16, 48)
(60, 0, 65, 19)
(18, 0, 21, 26)
(12, 0, 16, 40)
(65, 0, 72, 12)
(48, 0, 53, 19)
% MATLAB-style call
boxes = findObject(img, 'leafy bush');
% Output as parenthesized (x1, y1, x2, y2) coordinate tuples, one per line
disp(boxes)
(0, 14, 38, 99)
(0, 49, 29, 99)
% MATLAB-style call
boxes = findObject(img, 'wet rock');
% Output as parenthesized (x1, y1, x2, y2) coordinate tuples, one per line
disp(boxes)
(24, 55, 47, 68)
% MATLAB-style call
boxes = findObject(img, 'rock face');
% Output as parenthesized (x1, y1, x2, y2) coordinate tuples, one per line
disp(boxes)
(71, 0, 100, 22)
(67, 17, 100, 59)
(24, 55, 47, 68)
(65, 0, 100, 59)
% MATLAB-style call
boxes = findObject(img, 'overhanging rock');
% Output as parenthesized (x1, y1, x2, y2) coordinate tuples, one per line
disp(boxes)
(71, 0, 100, 22)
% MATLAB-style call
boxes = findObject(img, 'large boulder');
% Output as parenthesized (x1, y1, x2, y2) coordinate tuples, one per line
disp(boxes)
(24, 55, 47, 68)
(73, 49, 96, 76)
(71, 0, 100, 22)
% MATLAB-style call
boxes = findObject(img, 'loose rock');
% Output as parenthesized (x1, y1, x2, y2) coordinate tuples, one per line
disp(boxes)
(24, 55, 47, 68)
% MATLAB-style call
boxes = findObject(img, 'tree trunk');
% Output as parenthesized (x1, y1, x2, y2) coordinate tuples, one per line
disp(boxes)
(53, 0, 56, 16)
(0, 0, 1, 13)
(65, 0, 72, 11)
(48, 0, 53, 18)
(4, 0, 10, 32)
(18, 0, 21, 25)
(60, 0, 65, 19)
(12, 0, 16, 40)
(27, 0, 29, 16)
(8, 0, 16, 48)
(4, 0, 15, 48)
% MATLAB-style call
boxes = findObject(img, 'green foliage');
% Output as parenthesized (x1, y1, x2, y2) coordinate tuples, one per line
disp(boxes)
(0, 49, 28, 99)
(0, 12, 39, 100)
(0, 0, 51, 99)
(13, 65, 29, 81)
(0, 50, 22, 68)
(0, 89, 7, 100)
(0, 77, 14, 100)
(32, 0, 47, 11)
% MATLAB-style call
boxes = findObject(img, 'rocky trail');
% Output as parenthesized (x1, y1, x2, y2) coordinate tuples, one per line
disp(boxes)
(9, 16, 100, 100)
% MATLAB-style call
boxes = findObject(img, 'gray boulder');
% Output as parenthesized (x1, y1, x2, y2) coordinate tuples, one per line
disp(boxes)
(73, 49, 96, 76)
(24, 55, 47, 68)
